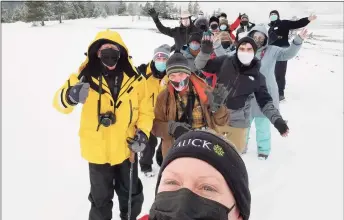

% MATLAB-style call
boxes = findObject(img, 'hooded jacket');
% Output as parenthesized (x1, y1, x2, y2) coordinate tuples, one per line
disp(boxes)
(53, 30, 154, 165)
(152, 16, 202, 52)
(152, 74, 229, 156)
(194, 38, 282, 128)
(236, 22, 256, 42)
(247, 24, 303, 117)
(137, 61, 167, 108)
(268, 11, 310, 47)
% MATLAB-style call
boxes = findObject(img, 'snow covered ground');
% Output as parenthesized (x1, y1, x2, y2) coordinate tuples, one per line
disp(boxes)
(2, 15, 343, 220)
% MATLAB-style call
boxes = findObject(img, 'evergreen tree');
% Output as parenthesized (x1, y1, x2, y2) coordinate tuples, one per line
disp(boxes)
(65, 3, 79, 20)
(51, 1, 68, 23)
(25, 1, 49, 26)
(193, 1, 200, 15)
(141, 2, 152, 16)
(188, 2, 193, 15)
(117, 0, 127, 15)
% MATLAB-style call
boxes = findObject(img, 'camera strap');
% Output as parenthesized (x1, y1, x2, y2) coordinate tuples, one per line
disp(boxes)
(97, 74, 103, 131)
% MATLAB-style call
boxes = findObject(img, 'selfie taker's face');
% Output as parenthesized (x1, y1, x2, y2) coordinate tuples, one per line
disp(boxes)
(158, 157, 242, 220)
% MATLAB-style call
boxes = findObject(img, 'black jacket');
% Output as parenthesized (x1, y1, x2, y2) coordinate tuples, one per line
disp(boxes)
(201, 55, 272, 110)
(235, 22, 256, 41)
(268, 18, 310, 47)
(152, 17, 202, 52)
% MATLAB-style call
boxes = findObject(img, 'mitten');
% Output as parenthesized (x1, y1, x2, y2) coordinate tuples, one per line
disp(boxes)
(205, 84, 229, 113)
(127, 130, 148, 153)
(148, 8, 159, 20)
(201, 34, 213, 54)
(273, 118, 289, 135)
(168, 120, 191, 139)
(67, 78, 90, 105)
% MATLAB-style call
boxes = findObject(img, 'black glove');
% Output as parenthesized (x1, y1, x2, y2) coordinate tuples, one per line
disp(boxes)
(238, 13, 242, 19)
(127, 130, 148, 153)
(274, 118, 289, 135)
(67, 76, 90, 105)
(201, 34, 213, 54)
(148, 8, 159, 20)
(168, 121, 191, 139)
(205, 83, 229, 113)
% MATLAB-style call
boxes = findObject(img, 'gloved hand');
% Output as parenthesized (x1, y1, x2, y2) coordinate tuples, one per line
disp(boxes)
(168, 120, 191, 139)
(205, 83, 229, 113)
(274, 118, 289, 137)
(201, 34, 213, 54)
(148, 8, 159, 20)
(67, 77, 90, 105)
(238, 13, 242, 19)
(127, 130, 148, 153)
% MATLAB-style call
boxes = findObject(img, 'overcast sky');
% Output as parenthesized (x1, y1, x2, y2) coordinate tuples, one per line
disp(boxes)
(175, 1, 343, 23)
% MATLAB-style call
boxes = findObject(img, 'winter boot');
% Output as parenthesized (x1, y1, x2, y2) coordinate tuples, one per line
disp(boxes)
(279, 95, 286, 102)
(258, 153, 269, 160)
(155, 145, 163, 167)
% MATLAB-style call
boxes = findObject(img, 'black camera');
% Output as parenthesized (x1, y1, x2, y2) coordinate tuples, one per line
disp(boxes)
(98, 112, 116, 127)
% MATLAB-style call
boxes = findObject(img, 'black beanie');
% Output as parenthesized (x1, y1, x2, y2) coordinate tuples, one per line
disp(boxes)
(270, 10, 280, 18)
(188, 32, 202, 44)
(156, 130, 251, 220)
(209, 16, 219, 25)
(166, 52, 191, 76)
(236, 36, 258, 54)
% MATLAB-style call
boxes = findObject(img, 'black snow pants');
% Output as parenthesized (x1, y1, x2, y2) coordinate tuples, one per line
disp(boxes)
(88, 157, 144, 220)
(139, 133, 161, 171)
(275, 60, 288, 96)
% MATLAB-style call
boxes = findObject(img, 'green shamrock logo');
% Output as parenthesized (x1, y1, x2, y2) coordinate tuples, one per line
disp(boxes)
(213, 144, 225, 156)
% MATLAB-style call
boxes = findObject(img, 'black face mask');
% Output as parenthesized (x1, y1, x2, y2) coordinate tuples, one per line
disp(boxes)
(221, 41, 231, 49)
(241, 20, 249, 26)
(210, 23, 218, 30)
(149, 188, 233, 220)
(100, 48, 120, 67)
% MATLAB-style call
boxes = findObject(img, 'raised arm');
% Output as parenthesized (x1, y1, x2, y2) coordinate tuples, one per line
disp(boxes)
(274, 29, 308, 61)
(148, 8, 175, 37)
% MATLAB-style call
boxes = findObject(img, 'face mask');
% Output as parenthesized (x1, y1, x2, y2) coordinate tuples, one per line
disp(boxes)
(219, 24, 227, 31)
(241, 20, 249, 26)
(189, 42, 200, 51)
(237, 51, 255, 65)
(100, 48, 120, 68)
(253, 38, 265, 48)
(170, 76, 189, 91)
(181, 19, 190, 27)
(154, 61, 167, 73)
(149, 188, 232, 220)
(210, 23, 218, 31)
(252, 32, 266, 48)
(270, 14, 278, 22)
(221, 41, 231, 49)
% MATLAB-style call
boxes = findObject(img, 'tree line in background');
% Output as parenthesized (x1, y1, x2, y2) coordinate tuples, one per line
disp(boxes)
(1, 1, 202, 26)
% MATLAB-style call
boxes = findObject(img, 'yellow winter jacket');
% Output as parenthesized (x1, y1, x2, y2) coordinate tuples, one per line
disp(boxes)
(138, 61, 167, 108)
(53, 30, 154, 165)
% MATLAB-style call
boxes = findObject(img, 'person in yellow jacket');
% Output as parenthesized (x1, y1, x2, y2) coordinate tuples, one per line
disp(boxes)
(52, 30, 154, 220)
(136, 44, 171, 177)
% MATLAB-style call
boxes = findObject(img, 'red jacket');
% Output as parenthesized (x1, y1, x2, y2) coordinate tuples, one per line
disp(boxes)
(228, 17, 241, 40)
(139, 214, 149, 220)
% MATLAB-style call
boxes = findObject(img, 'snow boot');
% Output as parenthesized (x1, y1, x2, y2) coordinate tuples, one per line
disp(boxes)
(140, 164, 155, 177)
(155, 145, 163, 167)
(258, 153, 269, 160)
(279, 95, 286, 102)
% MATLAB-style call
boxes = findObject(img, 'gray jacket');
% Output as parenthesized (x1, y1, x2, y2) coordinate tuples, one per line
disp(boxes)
(181, 47, 197, 72)
(248, 24, 303, 118)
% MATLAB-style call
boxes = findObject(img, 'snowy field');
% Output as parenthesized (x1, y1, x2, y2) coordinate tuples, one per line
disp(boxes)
(2, 15, 343, 220)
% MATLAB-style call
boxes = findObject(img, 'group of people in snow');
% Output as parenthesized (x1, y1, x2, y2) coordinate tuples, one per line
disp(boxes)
(53, 8, 316, 220)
